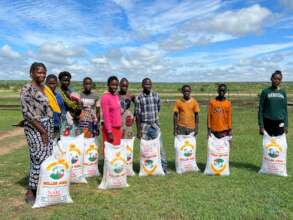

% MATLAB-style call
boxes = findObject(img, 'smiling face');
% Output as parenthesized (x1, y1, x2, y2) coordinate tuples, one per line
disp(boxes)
(271, 73, 282, 88)
(108, 79, 119, 94)
(31, 66, 46, 84)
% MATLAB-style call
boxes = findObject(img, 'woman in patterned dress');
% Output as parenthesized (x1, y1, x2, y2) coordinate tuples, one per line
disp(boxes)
(20, 62, 54, 204)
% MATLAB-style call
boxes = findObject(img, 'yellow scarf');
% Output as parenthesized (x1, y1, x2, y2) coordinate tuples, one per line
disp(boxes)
(44, 86, 61, 113)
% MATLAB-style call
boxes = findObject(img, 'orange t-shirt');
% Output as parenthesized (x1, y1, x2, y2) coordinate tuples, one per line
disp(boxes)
(208, 98, 232, 132)
(173, 98, 200, 129)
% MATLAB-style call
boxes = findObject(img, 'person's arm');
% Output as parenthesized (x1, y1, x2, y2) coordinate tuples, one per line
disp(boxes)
(95, 99, 101, 124)
(173, 112, 178, 136)
(284, 91, 288, 133)
(101, 95, 113, 142)
(157, 93, 161, 112)
(228, 101, 232, 136)
(21, 89, 48, 145)
(258, 90, 266, 135)
(135, 97, 142, 139)
(207, 101, 212, 137)
(194, 112, 199, 136)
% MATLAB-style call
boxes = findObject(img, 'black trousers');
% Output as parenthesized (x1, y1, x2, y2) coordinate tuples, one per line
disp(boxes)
(263, 117, 285, 136)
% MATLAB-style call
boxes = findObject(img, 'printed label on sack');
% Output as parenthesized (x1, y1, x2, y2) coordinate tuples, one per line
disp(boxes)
(44, 159, 69, 186)
(265, 138, 282, 159)
(109, 152, 126, 177)
(179, 139, 195, 160)
(68, 144, 81, 166)
(210, 158, 227, 175)
(143, 159, 158, 175)
(85, 144, 98, 164)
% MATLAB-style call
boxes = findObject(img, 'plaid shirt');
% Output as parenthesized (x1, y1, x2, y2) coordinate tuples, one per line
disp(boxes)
(135, 91, 160, 123)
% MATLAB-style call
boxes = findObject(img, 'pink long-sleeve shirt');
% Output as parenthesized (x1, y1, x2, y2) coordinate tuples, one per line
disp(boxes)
(101, 92, 122, 133)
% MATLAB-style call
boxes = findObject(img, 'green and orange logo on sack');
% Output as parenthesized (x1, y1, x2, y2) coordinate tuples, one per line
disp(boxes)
(143, 159, 158, 175)
(86, 144, 98, 162)
(265, 138, 282, 158)
(47, 159, 69, 180)
(69, 144, 81, 164)
(110, 152, 126, 175)
(180, 139, 195, 158)
(210, 158, 226, 175)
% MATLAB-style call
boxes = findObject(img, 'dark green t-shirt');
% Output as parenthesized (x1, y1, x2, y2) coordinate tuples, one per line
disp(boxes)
(258, 86, 288, 128)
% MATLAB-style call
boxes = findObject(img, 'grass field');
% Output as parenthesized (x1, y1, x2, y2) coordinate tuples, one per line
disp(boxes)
(0, 110, 22, 131)
(0, 103, 292, 220)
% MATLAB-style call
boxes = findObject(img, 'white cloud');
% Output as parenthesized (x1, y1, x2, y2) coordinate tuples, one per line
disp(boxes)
(200, 4, 271, 36)
(28, 41, 85, 66)
(160, 4, 271, 51)
(0, 45, 21, 59)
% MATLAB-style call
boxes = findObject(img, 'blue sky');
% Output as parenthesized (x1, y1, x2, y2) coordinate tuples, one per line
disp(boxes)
(0, 0, 293, 82)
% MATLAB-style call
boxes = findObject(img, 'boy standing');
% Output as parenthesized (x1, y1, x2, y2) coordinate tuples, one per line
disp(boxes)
(173, 85, 200, 136)
(45, 74, 66, 140)
(207, 84, 232, 138)
(135, 78, 168, 174)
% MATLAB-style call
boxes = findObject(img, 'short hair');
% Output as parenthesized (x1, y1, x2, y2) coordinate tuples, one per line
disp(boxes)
(107, 76, 119, 85)
(120, 77, 129, 84)
(218, 83, 227, 90)
(46, 74, 57, 83)
(271, 70, 282, 78)
(83, 77, 93, 84)
(181, 84, 191, 91)
(142, 77, 151, 84)
(58, 71, 71, 81)
(29, 62, 47, 75)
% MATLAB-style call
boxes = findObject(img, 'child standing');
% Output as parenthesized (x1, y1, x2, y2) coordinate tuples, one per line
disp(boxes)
(207, 84, 232, 138)
(45, 74, 65, 140)
(135, 78, 168, 174)
(173, 85, 200, 136)
(80, 77, 100, 138)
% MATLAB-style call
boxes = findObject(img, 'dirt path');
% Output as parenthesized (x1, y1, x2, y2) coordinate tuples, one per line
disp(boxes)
(0, 128, 26, 155)
(0, 127, 24, 141)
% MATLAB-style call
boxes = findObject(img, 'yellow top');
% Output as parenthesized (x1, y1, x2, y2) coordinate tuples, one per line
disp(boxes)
(44, 85, 61, 113)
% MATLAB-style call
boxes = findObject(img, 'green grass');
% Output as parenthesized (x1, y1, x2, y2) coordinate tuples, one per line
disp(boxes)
(0, 110, 22, 131)
(0, 104, 293, 219)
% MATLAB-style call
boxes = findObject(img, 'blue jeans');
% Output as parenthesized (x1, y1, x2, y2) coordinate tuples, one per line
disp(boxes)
(142, 124, 168, 172)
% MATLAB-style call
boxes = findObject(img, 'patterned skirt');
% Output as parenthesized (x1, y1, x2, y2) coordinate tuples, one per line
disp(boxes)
(24, 117, 53, 190)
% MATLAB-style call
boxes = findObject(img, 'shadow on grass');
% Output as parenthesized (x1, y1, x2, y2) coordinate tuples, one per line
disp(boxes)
(16, 176, 29, 188)
(230, 161, 259, 172)
(197, 162, 207, 171)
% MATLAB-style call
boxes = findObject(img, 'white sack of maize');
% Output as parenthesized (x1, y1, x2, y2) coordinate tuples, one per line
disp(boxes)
(259, 132, 288, 176)
(204, 134, 230, 176)
(60, 134, 87, 183)
(139, 134, 165, 176)
(98, 142, 128, 189)
(121, 138, 135, 176)
(83, 137, 100, 178)
(174, 134, 199, 174)
(33, 141, 73, 208)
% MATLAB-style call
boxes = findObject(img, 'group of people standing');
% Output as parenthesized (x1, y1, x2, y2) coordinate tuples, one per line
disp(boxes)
(20, 62, 288, 204)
